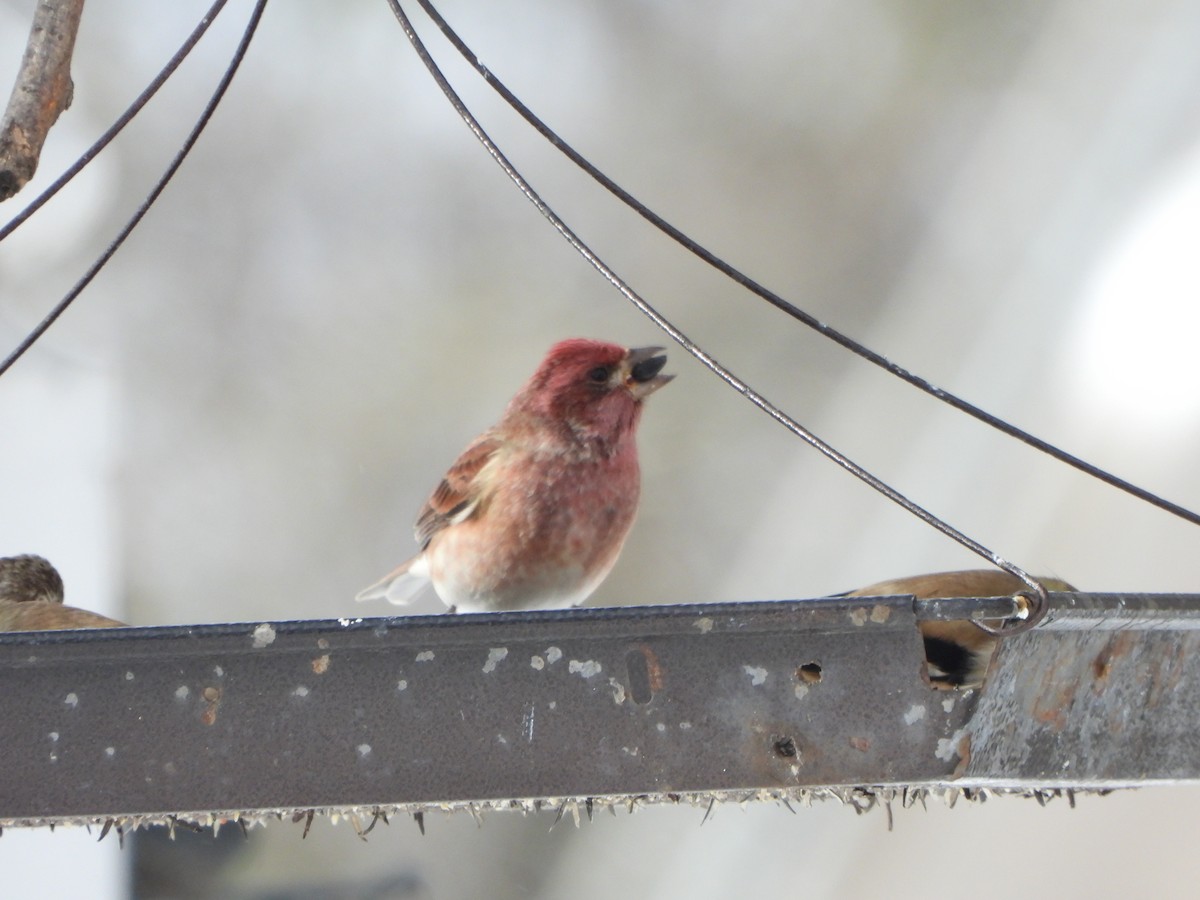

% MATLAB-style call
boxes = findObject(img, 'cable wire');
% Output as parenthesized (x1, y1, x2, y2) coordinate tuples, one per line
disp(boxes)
(384, 0, 1050, 626)
(0, 0, 269, 379)
(410, 0, 1199, 531)
(0, 0, 232, 243)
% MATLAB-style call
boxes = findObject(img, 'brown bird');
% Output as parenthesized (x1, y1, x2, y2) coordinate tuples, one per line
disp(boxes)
(0, 554, 125, 632)
(843, 569, 1075, 688)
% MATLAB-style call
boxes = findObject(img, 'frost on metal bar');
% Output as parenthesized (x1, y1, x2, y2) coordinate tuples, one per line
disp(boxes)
(0, 593, 1196, 829)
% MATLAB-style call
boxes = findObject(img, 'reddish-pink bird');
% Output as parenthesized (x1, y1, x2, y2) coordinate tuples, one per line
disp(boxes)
(357, 339, 673, 613)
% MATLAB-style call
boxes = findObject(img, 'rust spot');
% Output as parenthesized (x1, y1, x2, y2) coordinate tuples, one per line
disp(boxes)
(641, 645, 664, 693)
(200, 686, 221, 726)
(918, 659, 937, 689)
(625, 644, 664, 704)
(1030, 651, 1080, 732)
(951, 733, 972, 779)
(1033, 705, 1065, 730)
(848, 736, 871, 753)
(1091, 631, 1136, 692)
(869, 604, 891, 624)
(317, 638, 330, 650)
(312, 654, 331, 675)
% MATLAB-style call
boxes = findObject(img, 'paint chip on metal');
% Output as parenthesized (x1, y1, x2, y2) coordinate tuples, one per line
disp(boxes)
(608, 678, 626, 705)
(935, 728, 969, 762)
(483, 648, 509, 674)
(569, 659, 602, 678)
(744, 665, 768, 686)
(252, 624, 276, 648)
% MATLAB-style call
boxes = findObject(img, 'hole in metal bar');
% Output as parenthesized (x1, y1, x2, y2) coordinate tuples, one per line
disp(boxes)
(772, 736, 799, 759)
(625, 646, 662, 705)
(796, 662, 823, 684)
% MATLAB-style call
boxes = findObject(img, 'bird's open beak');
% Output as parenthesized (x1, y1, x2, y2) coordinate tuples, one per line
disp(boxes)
(623, 346, 674, 399)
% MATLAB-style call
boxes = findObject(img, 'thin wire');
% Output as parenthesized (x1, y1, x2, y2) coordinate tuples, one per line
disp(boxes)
(411, 0, 1200, 531)
(0, 0, 269, 379)
(0, 0, 232, 243)
(384, 0, 1049, 620)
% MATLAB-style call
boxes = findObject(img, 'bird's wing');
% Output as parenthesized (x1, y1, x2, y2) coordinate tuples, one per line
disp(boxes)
(0, 600, 125, 632)
(414, 434, 504, 548)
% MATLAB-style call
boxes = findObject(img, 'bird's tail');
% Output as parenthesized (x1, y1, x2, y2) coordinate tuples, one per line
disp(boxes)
(354, 556, 431, 606)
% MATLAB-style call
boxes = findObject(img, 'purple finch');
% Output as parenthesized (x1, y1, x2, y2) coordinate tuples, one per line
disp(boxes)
(357, 339, 673, 613)
(0, 554, 125, 631)
(844, 569, 1075, 687)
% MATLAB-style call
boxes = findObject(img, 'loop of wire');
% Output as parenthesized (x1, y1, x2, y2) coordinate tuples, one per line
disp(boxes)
(969, 585, 1051, 637)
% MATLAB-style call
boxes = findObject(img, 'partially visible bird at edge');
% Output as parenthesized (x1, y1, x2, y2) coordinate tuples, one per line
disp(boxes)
(357, 338, 674, 614)
(0, 553, 126, 631)
(843, 569, 1075, 688)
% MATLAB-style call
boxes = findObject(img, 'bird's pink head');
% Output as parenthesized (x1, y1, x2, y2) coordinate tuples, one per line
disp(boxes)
(509, 338, 673, 447)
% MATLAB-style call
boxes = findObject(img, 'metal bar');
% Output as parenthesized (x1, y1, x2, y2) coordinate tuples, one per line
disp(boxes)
(963, 625, 1200, 786)
(0, 593, 1197, 828)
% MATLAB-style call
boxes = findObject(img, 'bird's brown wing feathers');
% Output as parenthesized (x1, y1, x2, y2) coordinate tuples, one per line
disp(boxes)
(0, 600, 124, 632)
(844, 569, 1075, 602)
(843, 569, 1076, 687)
(414, 435, 504, 548)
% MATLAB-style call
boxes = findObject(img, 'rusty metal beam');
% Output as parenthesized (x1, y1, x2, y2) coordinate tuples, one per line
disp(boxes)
(964, 596, 1200, 786)
(0, 593, 1196, 829)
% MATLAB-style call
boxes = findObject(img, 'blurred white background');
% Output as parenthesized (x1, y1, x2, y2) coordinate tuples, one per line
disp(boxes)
(2, 0, 1198, 897)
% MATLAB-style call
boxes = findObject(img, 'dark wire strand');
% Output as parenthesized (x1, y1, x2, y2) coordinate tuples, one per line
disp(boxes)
(411, 0, 1200, 531)
(0, 0, 268, 380)
(0, 0, 232, 243)
(384, 0, 1049, 626)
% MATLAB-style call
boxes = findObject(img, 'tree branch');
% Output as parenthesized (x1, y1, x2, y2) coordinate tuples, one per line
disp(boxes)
(0, 0, 85, 201)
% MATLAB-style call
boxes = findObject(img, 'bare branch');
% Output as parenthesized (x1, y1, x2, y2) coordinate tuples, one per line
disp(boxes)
(0, 0, 85, 201)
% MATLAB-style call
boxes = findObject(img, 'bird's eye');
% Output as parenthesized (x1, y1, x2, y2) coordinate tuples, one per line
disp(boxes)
(587, 366, 610, 384)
